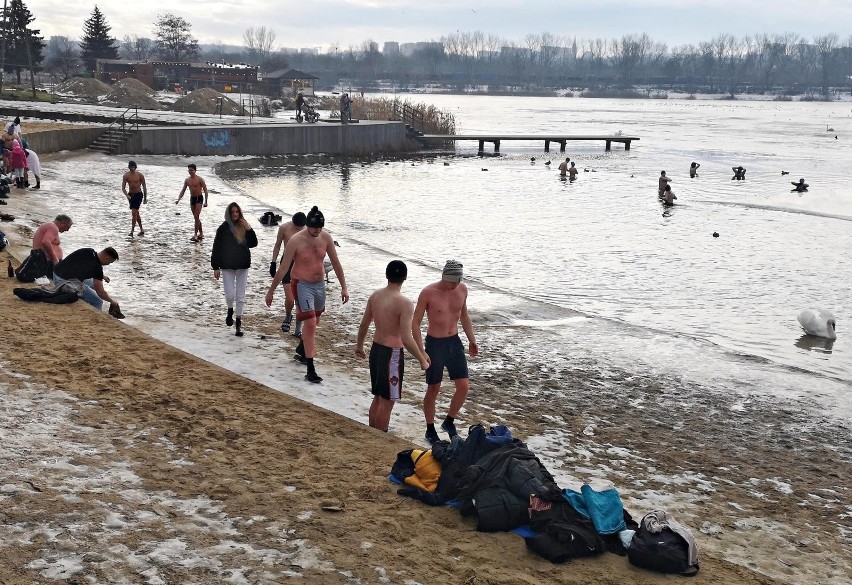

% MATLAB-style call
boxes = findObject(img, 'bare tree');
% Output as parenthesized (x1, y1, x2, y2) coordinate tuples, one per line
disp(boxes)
(610, 33, 652, 84)
(120, 34, 154, 61)
(44, 35, 81, 80)
(813, 33, 839, 96)
(243, 26, 277, 65)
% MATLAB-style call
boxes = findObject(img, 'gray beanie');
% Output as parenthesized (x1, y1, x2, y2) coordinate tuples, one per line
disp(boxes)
(442, 260, 463, 283)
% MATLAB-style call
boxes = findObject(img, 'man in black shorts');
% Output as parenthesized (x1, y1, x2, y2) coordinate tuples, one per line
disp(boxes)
(413, 260, 479, 443)
(176, 163, 209, 242)
(121, 161, 147, 237)
(356, 260, 430, 432)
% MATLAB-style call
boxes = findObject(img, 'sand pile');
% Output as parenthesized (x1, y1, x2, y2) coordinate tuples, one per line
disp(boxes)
(113, 77, 155, 94)
(172, 88, 242, 115)
(102, 86, 165, 110)
(55, 77, 112, 101)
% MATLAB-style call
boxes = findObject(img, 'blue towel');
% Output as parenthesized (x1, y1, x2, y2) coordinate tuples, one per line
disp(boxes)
(562, 484, 626, 535)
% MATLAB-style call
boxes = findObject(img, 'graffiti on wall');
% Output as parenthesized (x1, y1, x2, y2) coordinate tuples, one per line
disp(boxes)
(202, 130, 231, 149)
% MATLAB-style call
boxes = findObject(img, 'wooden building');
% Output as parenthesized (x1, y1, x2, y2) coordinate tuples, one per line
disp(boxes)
(95, 60, 260, 92)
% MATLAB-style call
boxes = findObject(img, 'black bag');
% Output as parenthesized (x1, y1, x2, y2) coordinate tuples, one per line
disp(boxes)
(15, 249, 53, 282)
(0, 229, 7, 250)
(628, 523, 698, 575)
(14, 285, 79, 304)
(526, 499, 605, 563)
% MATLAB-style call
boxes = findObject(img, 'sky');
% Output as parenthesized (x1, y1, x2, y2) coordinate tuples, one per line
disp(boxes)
(22, 0, 852, 52)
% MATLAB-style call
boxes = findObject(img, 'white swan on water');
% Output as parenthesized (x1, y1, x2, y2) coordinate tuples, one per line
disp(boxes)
(797, 309, 837, 340)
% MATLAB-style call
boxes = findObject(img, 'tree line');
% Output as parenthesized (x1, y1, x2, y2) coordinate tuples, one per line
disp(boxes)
(3, 1, 851, 97)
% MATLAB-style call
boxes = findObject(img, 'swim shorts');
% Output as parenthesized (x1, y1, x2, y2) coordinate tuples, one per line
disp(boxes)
(370, 342, 404, 400)
(292, 278, 326, 320)
(282, 259, 294, 284)
(190, 195, 204, 206)
(425, 334, 469, 385)
(129, 192, 143, 209)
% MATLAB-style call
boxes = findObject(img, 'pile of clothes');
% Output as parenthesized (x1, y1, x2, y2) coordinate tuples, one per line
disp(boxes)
(391, 424, 698, 576)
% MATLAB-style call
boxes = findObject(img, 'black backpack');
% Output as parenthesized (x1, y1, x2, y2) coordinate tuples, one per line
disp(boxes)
(628, 521, 699, 576)
(15, 249, 53, 282)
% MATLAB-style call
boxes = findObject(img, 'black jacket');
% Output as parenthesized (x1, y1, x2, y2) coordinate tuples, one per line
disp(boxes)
(211, 221, 258, 270)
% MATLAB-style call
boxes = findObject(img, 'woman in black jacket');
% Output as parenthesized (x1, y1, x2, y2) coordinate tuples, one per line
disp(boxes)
(211, 202, 258, 336)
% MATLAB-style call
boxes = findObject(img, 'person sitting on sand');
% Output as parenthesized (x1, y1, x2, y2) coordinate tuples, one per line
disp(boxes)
(52, 246, 123, 318)
(15, 215, 73, 282)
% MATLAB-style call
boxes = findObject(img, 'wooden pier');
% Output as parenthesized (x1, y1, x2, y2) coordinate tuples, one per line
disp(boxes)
(418, 134, 639, 153)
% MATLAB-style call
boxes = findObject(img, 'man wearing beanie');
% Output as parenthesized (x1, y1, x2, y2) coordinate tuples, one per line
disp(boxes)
(266, 205, 349, 383)
(412, 259, 479, 444)
(269, 211, 307, 336)
(356, 260, 431, 432)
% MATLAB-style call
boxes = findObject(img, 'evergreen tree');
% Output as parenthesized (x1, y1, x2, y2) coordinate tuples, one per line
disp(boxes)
(79, 5, 118, 72)
(153, 13, 200, 62)
(2, 0, 46, 84)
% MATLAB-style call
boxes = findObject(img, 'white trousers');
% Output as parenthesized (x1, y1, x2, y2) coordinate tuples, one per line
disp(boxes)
(221, 268, 248, 317)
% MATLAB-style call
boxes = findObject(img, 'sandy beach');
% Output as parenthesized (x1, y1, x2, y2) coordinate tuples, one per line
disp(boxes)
(0, 139, 849, 583)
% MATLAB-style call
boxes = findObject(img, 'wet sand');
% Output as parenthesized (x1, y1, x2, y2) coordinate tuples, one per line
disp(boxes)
(0, 142, 849, 583)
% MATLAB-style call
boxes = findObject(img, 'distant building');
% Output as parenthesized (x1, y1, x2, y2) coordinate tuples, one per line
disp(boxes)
(263, 68, 319, 97)
(383, 41, 400, 54)
(368, 41, 379, 53)
(95, 59, 259, 92)
(400, 41, 445, 57)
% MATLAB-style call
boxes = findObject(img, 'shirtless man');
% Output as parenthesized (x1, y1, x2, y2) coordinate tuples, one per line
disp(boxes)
(658, 170, 671, 194)
(121, 161, 147, 237)
(413, 260, 479, 444)
(16, 214, 72, 280)
(269, 211, 307, 336)
(558, 157, 570, 176)
(33, 214, 72, 265)
(265, 206, 349, 383)
(175, 163, 209, 241)
(568, 161, 578, 179)
(356, 260, 430, 432)
(662, 184, 677, 206)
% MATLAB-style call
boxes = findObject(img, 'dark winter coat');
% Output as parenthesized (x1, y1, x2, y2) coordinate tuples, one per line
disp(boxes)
(211, 211, 258, 270)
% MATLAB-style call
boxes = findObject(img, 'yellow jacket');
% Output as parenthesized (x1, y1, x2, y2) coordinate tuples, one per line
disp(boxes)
(403, 449, 442, 492)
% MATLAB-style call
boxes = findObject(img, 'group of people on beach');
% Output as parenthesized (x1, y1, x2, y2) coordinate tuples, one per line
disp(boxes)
(99, 158, 481, 440)
(2, 117, 42, 191)
(261, 205, 478, 441)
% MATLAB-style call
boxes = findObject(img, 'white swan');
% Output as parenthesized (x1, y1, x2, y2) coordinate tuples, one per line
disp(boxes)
(797, 309, 837, 340)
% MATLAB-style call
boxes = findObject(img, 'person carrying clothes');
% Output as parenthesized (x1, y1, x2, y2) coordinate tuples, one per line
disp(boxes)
(52, 247, 123, 317)
(211, 202, 258, 337)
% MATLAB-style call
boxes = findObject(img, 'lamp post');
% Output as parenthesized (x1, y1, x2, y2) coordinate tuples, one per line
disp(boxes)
(0, 0, 8, 96)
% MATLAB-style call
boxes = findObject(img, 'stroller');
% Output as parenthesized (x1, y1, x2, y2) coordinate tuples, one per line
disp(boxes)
(296, 100, 320, 123)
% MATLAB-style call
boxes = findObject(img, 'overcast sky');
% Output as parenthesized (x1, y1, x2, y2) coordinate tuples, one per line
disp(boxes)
(24, 1, 852, 51)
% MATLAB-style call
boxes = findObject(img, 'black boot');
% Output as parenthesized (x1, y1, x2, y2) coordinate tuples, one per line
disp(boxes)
(226, 307, 234, 326)
(235, 317, 243, 337)
(305, 358, 323, 383)
(294, 339, 308, 364)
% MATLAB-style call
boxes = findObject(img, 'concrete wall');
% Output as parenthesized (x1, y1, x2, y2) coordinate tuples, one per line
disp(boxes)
(124, 122, 409, 156)
(25, 127, 107, 154)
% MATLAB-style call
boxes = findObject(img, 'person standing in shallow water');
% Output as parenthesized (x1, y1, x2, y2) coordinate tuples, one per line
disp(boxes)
(266, 206, 349, 383)
(122, 160, 147, 237)
(412, 260, 479, 444)
(356, 261, 431, 432)
(176, 163, 209, 242)
(211, 202, 258, 338)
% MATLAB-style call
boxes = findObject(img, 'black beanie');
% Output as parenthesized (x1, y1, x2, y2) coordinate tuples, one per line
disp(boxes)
(292, 211, 307, 226)
(306, 206, 324, 228)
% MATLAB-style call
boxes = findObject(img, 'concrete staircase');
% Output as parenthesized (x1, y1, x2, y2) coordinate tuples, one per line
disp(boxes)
(87, 125, 138, 154)
(87, 106, 140, 155)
